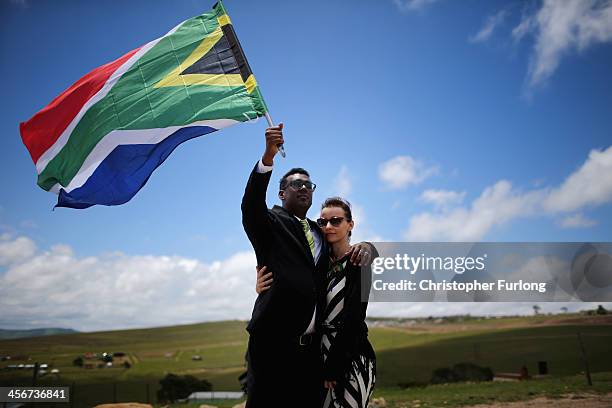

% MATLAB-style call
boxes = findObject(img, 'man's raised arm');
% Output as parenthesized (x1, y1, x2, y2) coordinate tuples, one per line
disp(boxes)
(240, 124, 285, 262)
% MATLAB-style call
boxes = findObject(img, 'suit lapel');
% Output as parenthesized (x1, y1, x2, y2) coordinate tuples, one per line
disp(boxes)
(272, 206, 315, 265)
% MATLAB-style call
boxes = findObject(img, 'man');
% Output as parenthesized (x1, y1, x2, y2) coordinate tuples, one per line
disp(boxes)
(241, 123, 371, 407)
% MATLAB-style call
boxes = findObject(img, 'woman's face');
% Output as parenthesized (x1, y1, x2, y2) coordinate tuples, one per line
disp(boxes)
(319, 206, 354, 245)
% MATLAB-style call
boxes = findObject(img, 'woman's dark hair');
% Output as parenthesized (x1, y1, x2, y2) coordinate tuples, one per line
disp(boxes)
(321, 197, 353, 237)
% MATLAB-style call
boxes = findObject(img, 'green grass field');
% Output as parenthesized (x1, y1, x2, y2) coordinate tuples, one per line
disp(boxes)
(1, 314, 611, 407)
(161, 372, 612, 408)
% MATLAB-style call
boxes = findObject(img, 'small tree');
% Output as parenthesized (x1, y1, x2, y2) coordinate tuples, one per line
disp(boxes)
(72, 357, 83, 367)
(561, 307, 568, 314)
(533, 305, 541, 315)
(596, 305, 608, 315)
(157, 373, 212, 403)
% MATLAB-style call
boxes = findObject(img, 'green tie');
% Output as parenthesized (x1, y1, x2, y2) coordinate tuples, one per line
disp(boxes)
(300, 219, 316, 258)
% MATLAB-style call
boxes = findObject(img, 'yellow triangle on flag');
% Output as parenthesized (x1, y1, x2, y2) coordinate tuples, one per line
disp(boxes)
(155, 16, 245, 89)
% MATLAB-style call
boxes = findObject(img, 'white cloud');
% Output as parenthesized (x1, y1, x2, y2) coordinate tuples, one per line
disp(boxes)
(512, 15, 535, 42)
(559, 213, 597, 228)
(333, 165, 352, 197)
(419, 189, 466, 210)
(326, 166, 383, 242)
(350, 203, 384, 243)
(0, 235, 37, 266)
(379, 156, 438, 190)
(514, 0, 612, 87)
(543, 146, 612, 212)
(470, 10, 507, 43)
(393, 0, 440, 13)
(2, 235, 611, 329)
(0, 236, 258, 331)
(406, 181, 543, 241)
(20, 220, 38, 229)
(405, 146, 612, 241)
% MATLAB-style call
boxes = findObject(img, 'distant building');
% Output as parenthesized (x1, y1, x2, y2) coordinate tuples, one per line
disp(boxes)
(185, 391, 244, 401)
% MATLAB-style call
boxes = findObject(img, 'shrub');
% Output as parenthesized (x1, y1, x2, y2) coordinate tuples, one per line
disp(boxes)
(431, 367, 456, 384)
(452, 362, 494, 382)
(157, 373, 212, 403)
(430, 362, 493, 384)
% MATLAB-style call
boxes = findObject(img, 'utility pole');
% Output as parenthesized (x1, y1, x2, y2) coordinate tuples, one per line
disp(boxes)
(577, 332, 593, 386)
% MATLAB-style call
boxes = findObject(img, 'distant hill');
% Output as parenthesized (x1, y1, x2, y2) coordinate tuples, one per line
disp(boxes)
(0, 327, 78, 340)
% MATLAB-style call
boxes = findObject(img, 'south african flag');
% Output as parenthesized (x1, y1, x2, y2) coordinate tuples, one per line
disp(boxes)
(20, 1, 268, 209)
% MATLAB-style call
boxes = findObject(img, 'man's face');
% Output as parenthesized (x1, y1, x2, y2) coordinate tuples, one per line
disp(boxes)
(279, 173, 314, 215)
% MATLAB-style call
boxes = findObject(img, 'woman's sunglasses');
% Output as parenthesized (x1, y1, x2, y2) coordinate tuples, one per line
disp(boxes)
(316, 216, 345, 227)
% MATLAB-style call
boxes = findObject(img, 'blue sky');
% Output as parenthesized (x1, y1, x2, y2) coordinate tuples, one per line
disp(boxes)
(1, 0, 611, 331)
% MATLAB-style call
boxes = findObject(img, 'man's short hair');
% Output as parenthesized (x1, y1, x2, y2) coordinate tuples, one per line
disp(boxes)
(279, 168, 310, 190)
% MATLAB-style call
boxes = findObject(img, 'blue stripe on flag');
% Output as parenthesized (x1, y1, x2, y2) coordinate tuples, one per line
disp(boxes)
(56, 126, 218, 209)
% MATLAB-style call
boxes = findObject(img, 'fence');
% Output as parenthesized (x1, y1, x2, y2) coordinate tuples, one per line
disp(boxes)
(0, 379, 244, 408)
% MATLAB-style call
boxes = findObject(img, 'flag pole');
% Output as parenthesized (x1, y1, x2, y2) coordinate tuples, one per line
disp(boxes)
(264, 111, 286, 158)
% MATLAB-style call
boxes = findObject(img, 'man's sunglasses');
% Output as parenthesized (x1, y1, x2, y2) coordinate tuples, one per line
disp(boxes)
(286, 180, 316, 191)
(317, 216, 345, 227)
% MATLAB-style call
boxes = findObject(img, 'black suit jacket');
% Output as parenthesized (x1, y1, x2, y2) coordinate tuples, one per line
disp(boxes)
(241, 163, 329, 337)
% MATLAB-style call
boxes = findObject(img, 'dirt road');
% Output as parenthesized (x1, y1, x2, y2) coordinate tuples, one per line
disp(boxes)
(467, 392, 612, 407)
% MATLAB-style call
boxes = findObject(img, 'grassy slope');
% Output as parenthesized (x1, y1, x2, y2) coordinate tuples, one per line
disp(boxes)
(372, 323, 612, 386)
(0, 320, 247, 391)
(1, 315, 611, 406)
(163, 372, 612, 408)
(373, 371, 612, 408)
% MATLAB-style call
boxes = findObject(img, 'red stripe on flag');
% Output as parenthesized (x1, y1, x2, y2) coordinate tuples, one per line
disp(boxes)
(20, 47, 141, 165)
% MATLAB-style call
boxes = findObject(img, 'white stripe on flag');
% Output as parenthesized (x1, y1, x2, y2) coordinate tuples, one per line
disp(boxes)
(49, 119, 238, 194)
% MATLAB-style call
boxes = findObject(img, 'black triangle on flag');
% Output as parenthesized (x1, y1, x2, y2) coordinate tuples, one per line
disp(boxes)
(180, 34, 240, 77)
(181, 23, 254, 83)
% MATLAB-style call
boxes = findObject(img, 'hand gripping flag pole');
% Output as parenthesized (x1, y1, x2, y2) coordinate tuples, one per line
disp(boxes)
(214, 1, 286, 158)
(264, 112, 286, 158)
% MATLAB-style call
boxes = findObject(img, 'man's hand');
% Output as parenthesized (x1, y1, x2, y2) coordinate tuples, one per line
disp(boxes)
(345, 242, 373, 266)
(262, 123, 284, 166)
(324, 380, 337, 389)
(255, 265, 273, 294)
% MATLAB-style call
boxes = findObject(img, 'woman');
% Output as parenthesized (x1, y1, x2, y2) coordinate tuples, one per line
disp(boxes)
(257, 197, 377, 408)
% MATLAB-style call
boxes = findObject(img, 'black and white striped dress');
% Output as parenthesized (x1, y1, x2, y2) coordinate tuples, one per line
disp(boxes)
(321, 259, 376, 408)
